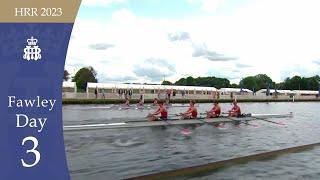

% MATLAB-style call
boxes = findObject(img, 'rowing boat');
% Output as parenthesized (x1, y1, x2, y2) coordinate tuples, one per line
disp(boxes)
(63, 113, 293, 131)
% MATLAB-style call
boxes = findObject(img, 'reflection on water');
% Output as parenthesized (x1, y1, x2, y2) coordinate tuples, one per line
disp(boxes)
(63, 102, 320, 180)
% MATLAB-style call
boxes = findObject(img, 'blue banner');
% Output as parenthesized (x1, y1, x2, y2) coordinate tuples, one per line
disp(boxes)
(0, 23, 73, 180)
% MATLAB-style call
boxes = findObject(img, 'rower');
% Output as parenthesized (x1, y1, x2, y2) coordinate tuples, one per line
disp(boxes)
(206, 101, 221, 118)
(137, 99, 144, 106)
(179, 100, 197, 120)
(228, 100, 241, 117)
(152, 98, 158, 106)
(124, 98, 130, 106)
(148, 101, 168, 121)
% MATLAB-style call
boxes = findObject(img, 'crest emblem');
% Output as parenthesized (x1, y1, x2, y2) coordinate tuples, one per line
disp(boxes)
(23, 36, 41, 61)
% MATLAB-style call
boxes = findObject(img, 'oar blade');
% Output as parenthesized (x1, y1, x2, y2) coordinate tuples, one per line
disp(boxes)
(181, 129, 191, 134)
(243, 122, 258, 128)
(216, 124, 226, 129)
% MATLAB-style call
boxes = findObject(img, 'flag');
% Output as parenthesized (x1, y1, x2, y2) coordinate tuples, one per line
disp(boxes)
(266, 83, 270, 96)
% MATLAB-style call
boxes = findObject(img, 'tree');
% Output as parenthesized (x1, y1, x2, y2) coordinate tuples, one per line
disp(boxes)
(161, 80, 173, 85)
(239, 74, 273, 91)
(240, 76, 258, 90)
(283, 75, 320, 90)
(72, 66, 98, 90)
(254, 74, 273, 90)
(63, 70, 70, 81)
(174, 76, 230, 88)
(186, 76, 195, 86)
(175, 78, 187, 86)
(229, 83, 240, 88)
(306, 75, 320, 90)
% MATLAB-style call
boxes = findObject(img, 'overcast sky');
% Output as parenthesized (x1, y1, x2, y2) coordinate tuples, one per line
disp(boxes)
(65, 0, 320, 84)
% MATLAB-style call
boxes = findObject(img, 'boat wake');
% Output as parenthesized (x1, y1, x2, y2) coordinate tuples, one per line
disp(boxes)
(114, 137, 145, 147)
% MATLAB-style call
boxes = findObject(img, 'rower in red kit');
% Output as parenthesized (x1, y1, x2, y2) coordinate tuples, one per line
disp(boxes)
(152, 98, 158, 106)
(148, 101, 168, 121)
(179, 100, 197, 120)
(137, 99, 144, 106)
(206, 101, 221, 118)
(228, 100, 241, 117)
(124, 98, 130, 106)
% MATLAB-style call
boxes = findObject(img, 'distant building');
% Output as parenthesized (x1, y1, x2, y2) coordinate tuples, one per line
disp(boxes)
(255, 89, 296, 96)
(86, 82, 217, 95)
(62, 82, 77, 93)
(219, 88, 253, 95)
(292, 90, 320, 96)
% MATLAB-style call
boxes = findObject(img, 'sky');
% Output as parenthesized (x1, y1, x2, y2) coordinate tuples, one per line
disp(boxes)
(65, 0, 320, 84)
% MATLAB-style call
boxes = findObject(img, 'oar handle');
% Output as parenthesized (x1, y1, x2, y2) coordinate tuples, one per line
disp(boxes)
(199, 111, 212, 115)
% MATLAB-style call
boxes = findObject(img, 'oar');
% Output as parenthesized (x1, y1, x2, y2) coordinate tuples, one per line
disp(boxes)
(225, 116, 258, 128)
(250, 116, 286, 125)
(148, 114, 190, 134)
(176, 113, 225, 129)
(175, 113, 189, 120)
(200, 112, 257, 128)
(241, 121, 259, 127)
(195, 118, 226, 129)
(199, 112, 211, 116)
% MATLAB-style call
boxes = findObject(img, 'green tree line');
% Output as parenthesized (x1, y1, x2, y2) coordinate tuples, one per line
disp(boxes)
(163, 74, 320, 91)
(64, 67, 320, 91)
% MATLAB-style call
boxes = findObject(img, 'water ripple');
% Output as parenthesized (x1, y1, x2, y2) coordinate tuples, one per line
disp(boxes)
(64, 102, 320, 180)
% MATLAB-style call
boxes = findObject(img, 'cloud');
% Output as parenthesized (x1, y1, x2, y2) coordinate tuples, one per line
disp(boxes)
(133, 58, 176, 82)
(88, 43, 114, 50)
(98, 75, 138, 82)
(187, 0, 224, 12)
(280, 64, 320, 81)
(168, 31, 191, 41)
(312, 60, 320, 66)
(65, 56, 87, 71)
(235, 63, 252, 68)
(81, 0, 126, 7)
(182, 73, 193, 77)
(68, 1, 320, 84)
(206, 69, 239, 80)
(100, 59, 111, 64)
(192, 44, 236, 61)
(65, 62, 86, 68)
(146, 58, 176, 72)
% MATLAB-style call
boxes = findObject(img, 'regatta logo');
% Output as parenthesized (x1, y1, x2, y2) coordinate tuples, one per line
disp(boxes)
(23, 36, 42, 61)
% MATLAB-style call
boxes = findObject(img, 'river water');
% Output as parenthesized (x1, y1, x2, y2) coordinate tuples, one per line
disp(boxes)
(63, 102, 320, 180)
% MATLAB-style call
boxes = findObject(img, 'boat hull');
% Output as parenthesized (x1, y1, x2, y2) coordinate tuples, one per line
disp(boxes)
(64, 113, 293, 131)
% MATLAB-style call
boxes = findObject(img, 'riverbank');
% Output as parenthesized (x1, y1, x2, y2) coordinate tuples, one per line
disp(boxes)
(62, 98, 320, 104)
